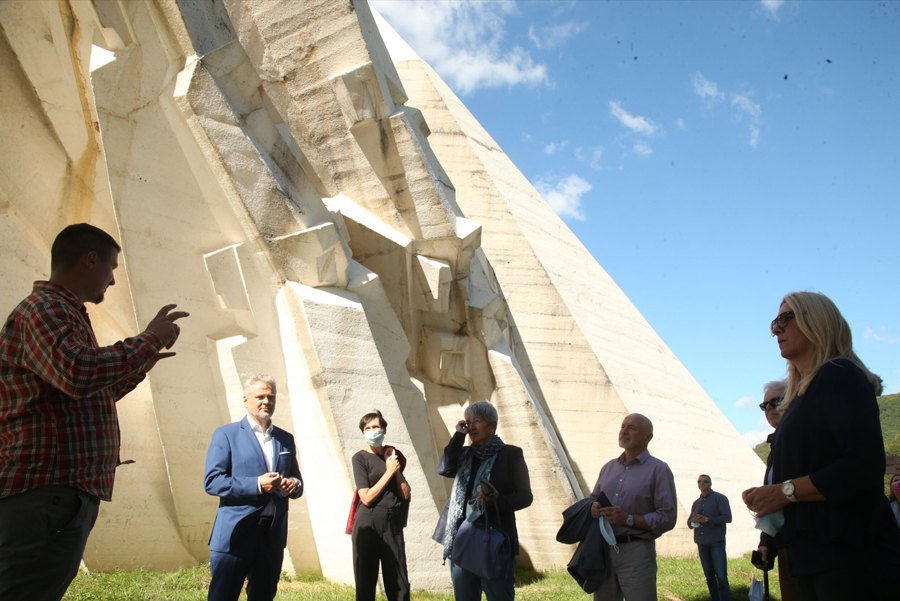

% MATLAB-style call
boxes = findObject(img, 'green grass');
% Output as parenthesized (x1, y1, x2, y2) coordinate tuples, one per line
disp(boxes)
(63, 555, 782, 600)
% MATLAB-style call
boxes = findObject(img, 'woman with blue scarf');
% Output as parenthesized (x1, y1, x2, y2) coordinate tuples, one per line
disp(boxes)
(438, 401, 532, 601)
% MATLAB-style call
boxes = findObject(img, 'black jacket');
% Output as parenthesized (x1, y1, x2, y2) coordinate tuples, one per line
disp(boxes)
(437, 432, 532, 555)
(557, 496, 609, 593)
(772, 359, 900, 579)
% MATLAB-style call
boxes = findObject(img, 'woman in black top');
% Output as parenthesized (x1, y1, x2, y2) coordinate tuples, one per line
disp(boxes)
(743, 291, 900, 601)
(351, 410, 411, 601)
(437, 400, 532, 601)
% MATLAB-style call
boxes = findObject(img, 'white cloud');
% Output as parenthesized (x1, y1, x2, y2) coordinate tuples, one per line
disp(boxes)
(732, 94, 762, 120)
(535, 173, 592, 221)
(609, 101, 659, 136)
(692, 72, 725, 103)
(632, 140, 653, 157)
(865, 327, 900, 344)
(761, 0, 785, 19)
(676, 118, 687, 130)
(734, 395, 755, 409)
(527, 21, 588, 50)
(883, 368, 900, 396)
(731, 93, 763, 147)
(373, 0, 548, 94)
(690, 73, 765, 148)
(574, 146, 605, 169)
(748, 125, 761, 148)
(742, 428, 774, 448)
(589, 146, 604, 170)
(544, 140, 568, 155)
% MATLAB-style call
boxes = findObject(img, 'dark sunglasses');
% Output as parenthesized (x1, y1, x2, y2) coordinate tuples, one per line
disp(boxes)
(759, 396, 783, 410)
(770, 310, 795, 335)
(697, 479, 710, 484)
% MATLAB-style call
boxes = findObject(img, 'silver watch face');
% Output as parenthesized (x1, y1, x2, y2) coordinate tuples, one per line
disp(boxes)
(626, 514, 634, 526)
(782, 481, 795, 496)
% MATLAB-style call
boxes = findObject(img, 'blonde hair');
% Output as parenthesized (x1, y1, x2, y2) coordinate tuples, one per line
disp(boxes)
(780, 291, 882, 410)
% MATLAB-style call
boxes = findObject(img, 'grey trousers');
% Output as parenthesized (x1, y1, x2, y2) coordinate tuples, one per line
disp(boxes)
(0, 486, 100, 601)
(593, 538, 657, 601)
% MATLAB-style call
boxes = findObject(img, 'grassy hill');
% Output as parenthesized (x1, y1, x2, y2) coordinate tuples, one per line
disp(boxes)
(880, 392, 900, 456)
(753, 392, 900, 463)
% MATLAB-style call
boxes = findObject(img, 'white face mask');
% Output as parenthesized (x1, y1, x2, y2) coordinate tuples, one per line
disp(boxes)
(754, 510, 785, 537)
(364, 429, 385, 447)
(598, 516, 616, 547)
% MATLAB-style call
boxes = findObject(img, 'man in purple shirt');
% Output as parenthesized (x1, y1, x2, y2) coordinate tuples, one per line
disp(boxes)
(590, 413, 677, 601)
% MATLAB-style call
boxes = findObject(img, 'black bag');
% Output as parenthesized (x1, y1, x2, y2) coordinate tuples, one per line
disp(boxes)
(450, 503, 513, 581)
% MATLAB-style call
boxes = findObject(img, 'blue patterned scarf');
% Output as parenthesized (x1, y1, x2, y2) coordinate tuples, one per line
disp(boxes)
(442, 435, 504, 560)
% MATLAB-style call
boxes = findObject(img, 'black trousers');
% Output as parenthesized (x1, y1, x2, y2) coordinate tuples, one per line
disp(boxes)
(352, 505, 410, 601)
(0, 486, 100, 601)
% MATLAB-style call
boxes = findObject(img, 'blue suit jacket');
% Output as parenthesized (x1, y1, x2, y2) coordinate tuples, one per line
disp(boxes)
(204, 416, 303, 554)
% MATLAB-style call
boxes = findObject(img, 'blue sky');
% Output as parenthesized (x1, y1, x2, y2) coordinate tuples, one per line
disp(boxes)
(373, 0, 900, 446)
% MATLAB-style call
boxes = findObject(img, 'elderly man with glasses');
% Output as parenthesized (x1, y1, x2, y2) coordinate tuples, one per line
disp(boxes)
(754, 379, 801, 600)
(688, 474, 733, 601)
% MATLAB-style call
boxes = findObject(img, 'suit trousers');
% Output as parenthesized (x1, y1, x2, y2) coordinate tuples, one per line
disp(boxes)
(208, 521, 284, 601)
(593, 538, 657, 601)
(352, 505, 410, 601)
(0, 486, 100, 601)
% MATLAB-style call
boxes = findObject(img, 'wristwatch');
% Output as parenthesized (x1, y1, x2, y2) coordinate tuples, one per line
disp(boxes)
(626, 514, 635, 527)
(781, 479, 798, 503)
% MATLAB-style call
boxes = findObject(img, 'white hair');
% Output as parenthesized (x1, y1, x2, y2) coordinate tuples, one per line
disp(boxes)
(243, 373, 276, 395)
(763, 379, 787, 395)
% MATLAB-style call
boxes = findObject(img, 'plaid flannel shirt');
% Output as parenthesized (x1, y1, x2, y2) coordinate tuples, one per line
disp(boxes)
(0, 281, 163, 501)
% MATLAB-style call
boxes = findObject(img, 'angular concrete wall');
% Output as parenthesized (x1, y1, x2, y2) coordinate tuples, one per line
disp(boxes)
(0, 0, 763, 589)
(375, 11, 766, 557)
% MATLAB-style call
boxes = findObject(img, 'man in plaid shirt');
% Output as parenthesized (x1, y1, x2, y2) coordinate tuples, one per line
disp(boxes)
(0, 223, 189, 601)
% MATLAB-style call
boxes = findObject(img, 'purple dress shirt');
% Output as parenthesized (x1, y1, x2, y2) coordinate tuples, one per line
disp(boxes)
(591, 449, 677, 539)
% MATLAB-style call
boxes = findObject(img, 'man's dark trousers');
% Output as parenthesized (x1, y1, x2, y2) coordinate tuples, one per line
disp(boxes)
(0, 486, 100, 601)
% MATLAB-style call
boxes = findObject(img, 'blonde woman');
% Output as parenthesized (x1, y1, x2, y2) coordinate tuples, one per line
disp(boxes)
(743, 291, 900, 601)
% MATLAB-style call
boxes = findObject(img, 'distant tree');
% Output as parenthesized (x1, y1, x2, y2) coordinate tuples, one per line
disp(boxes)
(753, 442, 769, 464)
(880, 393, 900, 456)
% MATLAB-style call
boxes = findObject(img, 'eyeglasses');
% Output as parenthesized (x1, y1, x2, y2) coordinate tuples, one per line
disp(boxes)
(465, 418, 485, 427)
(770, 310, 795, 336)
(697, 480, 710, 484)
(759, 396, 783, 410)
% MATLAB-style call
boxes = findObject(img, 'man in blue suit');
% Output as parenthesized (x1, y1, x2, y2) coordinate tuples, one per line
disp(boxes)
(204, 374, 303, 601)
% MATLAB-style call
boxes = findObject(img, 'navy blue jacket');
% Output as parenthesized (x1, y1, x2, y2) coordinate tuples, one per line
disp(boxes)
(204, 416, 303, 554)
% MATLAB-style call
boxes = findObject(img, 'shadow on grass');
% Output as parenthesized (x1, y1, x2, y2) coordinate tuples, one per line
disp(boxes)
(515, 565, 545, 586)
